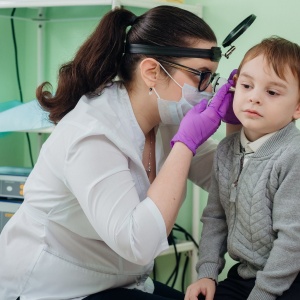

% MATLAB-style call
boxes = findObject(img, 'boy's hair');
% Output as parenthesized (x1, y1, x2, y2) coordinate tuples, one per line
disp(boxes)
(238, 36, 300, 89)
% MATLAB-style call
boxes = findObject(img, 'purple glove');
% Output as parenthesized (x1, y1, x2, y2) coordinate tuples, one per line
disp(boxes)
(221, 69, 241, 125)
(171, 87, 230, 155)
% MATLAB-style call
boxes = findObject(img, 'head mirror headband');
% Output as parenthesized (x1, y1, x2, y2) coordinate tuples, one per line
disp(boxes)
(125, 14, 256, 62)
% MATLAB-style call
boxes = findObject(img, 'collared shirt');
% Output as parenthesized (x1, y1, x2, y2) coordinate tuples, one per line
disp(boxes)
(0, 82, 217, 300)
(240, 128, 277, 165)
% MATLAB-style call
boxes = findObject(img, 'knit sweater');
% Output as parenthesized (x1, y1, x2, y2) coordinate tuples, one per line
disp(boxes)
(196, 122, 300, 300)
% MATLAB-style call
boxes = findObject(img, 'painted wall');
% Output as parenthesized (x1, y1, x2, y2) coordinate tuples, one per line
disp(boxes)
(0, 0, 300, 292)
(0, 8, 27, 166)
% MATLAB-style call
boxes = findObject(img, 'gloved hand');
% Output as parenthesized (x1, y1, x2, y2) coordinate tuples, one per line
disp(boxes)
(171, 84, 232, 155)
(221, 69, 241, 125)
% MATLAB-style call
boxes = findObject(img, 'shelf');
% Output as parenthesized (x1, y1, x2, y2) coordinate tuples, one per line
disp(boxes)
(159, 241, 195, 257)
(0, 0, 111, 8)
(0, 1, 202, 16)
(18, 127, 54, 133)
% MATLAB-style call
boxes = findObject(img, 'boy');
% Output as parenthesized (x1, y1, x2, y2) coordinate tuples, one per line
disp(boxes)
(185, 36, 300, 300)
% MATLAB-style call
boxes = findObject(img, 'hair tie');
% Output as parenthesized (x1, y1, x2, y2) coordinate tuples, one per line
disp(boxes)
(129, 15, 138, 26)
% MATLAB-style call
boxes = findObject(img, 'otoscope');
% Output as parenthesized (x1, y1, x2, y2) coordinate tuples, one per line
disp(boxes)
(211, 75, 236, 93)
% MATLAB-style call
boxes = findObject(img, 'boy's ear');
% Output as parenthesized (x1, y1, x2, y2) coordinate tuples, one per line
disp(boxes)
(139, 58, 161, 88)
(233, 74, 238, 85)
(293, 102, 300, 120)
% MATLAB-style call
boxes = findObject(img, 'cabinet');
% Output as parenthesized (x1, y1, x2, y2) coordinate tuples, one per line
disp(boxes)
(0, 0, 203, 284)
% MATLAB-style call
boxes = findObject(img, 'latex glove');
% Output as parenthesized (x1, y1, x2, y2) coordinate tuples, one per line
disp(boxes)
(171, 85, 231, 155)
(221, 69, 241, 125)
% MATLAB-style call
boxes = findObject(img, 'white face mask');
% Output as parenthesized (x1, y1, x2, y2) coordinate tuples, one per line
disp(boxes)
(154, 84, 213, 125)
(153, 63, 213, 125)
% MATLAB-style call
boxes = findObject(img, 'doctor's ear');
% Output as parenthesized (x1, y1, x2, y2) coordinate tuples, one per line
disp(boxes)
(139, 58, 161, 88)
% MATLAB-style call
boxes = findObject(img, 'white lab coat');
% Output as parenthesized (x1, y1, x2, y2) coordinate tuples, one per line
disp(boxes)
(0, 82, 217, 300)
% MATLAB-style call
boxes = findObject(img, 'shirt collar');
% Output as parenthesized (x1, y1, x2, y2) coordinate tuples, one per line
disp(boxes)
(240, 128, 277, 153)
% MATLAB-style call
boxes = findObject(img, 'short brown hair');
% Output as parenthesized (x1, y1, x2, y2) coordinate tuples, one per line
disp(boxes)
(238, 36, 300, 89)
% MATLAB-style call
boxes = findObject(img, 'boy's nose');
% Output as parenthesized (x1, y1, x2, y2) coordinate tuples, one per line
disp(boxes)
(249, 92, 261, 104)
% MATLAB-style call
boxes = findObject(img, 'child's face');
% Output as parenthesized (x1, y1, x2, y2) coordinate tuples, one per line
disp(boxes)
(233, 54, 300, 141)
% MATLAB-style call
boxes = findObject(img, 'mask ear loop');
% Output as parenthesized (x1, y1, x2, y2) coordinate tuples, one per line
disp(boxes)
(158, 63, 183, 89)
(152, 87, 161, 99)
(153, 62, 183, 99)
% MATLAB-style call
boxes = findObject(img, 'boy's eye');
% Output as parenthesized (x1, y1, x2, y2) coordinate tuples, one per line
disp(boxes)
(267, 90, 278, 96)
(241, 84, 251, 89)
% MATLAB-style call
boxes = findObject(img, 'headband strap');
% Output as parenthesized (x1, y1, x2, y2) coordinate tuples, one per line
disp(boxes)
(125, 43, 222, 62)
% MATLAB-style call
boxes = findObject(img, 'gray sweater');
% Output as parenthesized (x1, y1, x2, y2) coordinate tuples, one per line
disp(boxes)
(197, 122, 300, 300)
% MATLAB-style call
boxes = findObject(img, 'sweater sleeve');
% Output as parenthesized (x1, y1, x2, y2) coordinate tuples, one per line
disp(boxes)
(196, 150, 228, 282)
(248, 150, 300, 300)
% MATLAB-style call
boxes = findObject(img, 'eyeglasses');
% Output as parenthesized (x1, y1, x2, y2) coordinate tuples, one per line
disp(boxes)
(159, 59, 215, 92)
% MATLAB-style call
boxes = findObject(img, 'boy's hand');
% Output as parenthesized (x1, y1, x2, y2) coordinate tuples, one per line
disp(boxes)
(185, 278, 216, 300)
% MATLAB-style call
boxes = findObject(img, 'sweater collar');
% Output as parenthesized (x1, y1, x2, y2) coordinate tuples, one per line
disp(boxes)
(240, 128, 277, 154)
(234, 122, 298, 157)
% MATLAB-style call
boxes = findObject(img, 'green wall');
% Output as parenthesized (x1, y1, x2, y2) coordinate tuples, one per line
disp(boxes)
(0, 0, 300, 292)
(0, 9, 26, 166)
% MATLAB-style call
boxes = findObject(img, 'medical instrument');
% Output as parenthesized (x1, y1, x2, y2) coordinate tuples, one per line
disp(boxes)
(211, 74, 236, 93)
(0, 166, 32, 199)
(125, 14, 256, 62)
(207, 74, 236, 108)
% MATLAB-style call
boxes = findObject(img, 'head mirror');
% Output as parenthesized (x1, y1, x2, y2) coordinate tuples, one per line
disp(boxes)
(222, 14, 256, 58)
(125, 14, 256, 62)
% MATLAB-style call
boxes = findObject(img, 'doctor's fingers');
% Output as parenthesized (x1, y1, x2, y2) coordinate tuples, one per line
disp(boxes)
(207, 82, 232, 112)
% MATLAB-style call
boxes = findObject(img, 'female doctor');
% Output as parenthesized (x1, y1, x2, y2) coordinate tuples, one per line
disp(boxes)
(0, 5, 238, 300)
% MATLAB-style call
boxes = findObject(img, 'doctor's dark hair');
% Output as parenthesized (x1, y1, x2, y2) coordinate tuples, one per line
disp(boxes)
(36, 5, 217, 123)
(237, 36, 300, 88)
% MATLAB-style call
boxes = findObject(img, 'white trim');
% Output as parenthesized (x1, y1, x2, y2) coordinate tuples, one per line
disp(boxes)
(0, 1, 202, 17)
(159, 241, 195, 256)
(0, 1, 111, 8)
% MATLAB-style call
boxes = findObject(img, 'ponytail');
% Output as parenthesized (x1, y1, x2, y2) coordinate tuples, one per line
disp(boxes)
(37, 6, 217, 123)
(36, 8, 136, 123)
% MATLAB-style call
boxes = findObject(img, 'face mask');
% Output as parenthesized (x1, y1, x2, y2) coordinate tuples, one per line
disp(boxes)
(154, 85, 213, 125)
(153, 63, 213, 125)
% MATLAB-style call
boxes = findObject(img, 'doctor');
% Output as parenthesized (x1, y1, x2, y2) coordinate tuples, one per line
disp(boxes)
(0, 5, 238, 300)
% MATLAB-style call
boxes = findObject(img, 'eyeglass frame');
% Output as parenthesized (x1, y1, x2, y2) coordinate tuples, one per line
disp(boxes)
(158, 59, 216, 92)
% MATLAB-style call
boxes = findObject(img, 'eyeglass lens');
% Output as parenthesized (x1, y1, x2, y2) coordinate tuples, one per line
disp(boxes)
(199, 72, 213, 92)
(159, 59, 213, 92)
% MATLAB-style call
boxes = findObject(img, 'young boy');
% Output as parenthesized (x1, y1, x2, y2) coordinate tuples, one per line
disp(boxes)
(185, 36, 300, 300)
